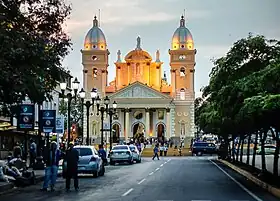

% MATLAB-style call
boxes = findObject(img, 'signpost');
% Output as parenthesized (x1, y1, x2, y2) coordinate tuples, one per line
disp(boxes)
(17, 104, 35, 131)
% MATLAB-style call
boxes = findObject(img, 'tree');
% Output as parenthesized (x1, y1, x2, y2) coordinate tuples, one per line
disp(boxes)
(58, 98, 83, 130)
(0, 0, 72, 111)
(197, 34, 280, 174)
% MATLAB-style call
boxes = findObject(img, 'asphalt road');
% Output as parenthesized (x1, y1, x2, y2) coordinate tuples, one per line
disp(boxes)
(1, 157, 279, 201)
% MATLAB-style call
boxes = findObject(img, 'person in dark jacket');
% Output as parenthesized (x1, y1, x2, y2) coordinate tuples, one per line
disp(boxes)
(65, 142, 79, 191)
(41, 142, 61, 191)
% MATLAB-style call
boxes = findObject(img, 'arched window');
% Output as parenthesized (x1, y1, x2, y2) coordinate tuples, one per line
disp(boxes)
(180, 88, 185, 100)
(180, 67, 185, 77)
(93, 68, 98, 78)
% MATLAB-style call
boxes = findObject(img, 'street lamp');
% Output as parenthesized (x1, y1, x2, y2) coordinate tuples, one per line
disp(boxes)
(60, 77, 80, 147)
(95, 96, 117, 146)
(108, 101, 117, 150)
(79, 88, 97, 145)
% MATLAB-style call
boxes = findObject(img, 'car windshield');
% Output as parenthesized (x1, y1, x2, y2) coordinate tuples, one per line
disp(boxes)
(112, 146, 128, 150)
(75, 148, 93, 156)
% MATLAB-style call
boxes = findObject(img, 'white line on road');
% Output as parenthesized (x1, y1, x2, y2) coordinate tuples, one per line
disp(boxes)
(210, 160, 263, 201)
(122, 188, 134, 196)
(164, 161, 167, 164)
(167, 159, 171, 162)
(160, 164, 164, 167)
(155, 167, 160, 171)
(138, 178, 146, 184)
(149, 171, 154, 175)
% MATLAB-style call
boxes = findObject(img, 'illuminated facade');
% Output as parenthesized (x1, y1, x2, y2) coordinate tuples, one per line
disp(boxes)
(81, 16, 196, 145)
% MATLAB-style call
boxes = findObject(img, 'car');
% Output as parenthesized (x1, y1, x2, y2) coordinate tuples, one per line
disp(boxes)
(129, 145, 141, 163)
(62, 145, 105, 178)
(109, 145, 134, 165)
(192, 142, 216, 156)
(257, 145, 278, 155)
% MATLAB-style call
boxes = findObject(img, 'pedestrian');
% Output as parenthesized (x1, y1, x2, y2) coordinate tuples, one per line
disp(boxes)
(29, 139, 37, 168)
(98, 144, 107, 165)
(13, 142, 22, 159)
(164, 144, 168, 156)
(41, 142, 61, 191)
(65, 142, 79, 191)
(152, 144, 160, 160)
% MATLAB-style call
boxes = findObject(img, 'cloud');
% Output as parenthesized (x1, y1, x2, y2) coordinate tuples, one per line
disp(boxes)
(64, 0, 210, 35)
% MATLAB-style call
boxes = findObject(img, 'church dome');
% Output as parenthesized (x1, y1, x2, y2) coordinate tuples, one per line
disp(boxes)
(171, 16, 194, 50)
(84, 16, 107, 50)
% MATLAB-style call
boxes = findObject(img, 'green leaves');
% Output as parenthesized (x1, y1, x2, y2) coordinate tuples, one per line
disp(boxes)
(0, 0, 72, 111)
(196, 34, 280, 137)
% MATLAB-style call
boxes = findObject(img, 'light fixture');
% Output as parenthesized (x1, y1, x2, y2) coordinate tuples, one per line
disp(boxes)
(72, 77, 80, 90)
(91, 88, 97, 98)
(96, 96, 101, 105)
(79, 88, 86, 99)
(104, 96, 110, 105)
(112, 101, 117, 109)
(60, 82, 67, 90)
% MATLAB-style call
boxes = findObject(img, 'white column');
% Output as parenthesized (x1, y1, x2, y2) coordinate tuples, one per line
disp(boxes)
(171, 69, 176, 97)
(166, 109, 170, 139)
(125, 109, 130, 142)
(145, 109, 150, 138)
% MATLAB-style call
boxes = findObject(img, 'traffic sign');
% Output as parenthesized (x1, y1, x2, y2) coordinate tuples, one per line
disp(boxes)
(17, 104, 35, 131)
(40, 110, 56, 133)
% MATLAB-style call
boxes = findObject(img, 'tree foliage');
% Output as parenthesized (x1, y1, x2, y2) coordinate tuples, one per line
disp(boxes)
(0, 0, 72, 109)
(195, 34, 280, 176)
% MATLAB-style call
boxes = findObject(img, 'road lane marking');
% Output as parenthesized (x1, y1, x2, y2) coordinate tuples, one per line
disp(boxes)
(164, 161, 167, 164)
(155, 167, 160, 171)
(122, 188, 133, 196)
(160, 164, 164, 167)
(167, 159, 171, 162)
(138, 178, 146, 184)
(210, 160, 263, 201)
(149, 171, 154, 175)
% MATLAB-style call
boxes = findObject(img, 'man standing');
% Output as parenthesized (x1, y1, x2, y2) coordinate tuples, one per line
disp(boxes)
(65, 142, 79, 191)
(41, 142, 60, 191)
(29, 139, 37, 168)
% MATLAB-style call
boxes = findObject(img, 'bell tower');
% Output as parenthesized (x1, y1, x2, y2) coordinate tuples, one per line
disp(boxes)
(81, 16, 109, 97)
(169, 16, 196, 99)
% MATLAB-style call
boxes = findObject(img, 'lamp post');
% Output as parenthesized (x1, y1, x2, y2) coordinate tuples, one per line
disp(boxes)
(95, 96, 117, 146)
(79, 88, 97, 145)
(108, 101, 117, 150)
(60, 77, 80, 147)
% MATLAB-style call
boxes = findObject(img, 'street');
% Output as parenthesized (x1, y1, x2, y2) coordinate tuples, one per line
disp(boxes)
(1, 157, 278, 201)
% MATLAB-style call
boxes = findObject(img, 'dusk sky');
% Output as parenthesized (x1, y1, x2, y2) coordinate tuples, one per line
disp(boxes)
(62, 0, 280, 97)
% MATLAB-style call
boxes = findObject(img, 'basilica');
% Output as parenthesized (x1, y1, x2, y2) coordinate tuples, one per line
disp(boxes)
(81, 15, 196, 145)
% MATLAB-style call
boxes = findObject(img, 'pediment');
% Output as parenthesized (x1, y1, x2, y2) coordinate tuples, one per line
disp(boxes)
(109, 82, 171, 99)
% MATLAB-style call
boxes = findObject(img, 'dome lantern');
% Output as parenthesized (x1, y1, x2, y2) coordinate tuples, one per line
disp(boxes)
(84, 16, 107, 50)
(171, 15, 194, 50)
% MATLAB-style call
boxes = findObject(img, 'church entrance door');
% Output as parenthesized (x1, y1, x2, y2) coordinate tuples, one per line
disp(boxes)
(112, 124, 120, 143)
(133, 122, 145, 143)
(157, 124, 165, 143)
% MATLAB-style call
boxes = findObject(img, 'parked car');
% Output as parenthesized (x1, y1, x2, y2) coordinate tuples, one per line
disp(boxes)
(257, 145, 278, 155)
(109, 145, 133, 165)
(129, 145, 141, 163)
(191, 142, 216, 156)
(62, 145, 105, 178)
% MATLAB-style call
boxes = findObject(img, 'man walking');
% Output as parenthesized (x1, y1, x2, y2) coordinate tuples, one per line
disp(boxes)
(65, 142, 79, 191)
(29, 139, 37, 168)
(152, 144, 160, 160)
(41, 142, 61, 191)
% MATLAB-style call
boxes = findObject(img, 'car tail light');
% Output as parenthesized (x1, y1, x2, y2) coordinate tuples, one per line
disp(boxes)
(90, 156, 96, 162)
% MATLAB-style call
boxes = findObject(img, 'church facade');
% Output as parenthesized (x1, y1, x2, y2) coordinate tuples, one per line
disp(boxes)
(81, 16, 196, 145)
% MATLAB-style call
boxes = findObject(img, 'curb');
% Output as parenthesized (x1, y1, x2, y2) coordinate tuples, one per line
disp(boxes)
(219, 159, 280, 199)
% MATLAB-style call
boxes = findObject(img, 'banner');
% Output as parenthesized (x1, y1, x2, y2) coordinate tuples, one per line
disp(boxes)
(40, 110, 56, 133)
(56, 115, 64, 134)
(17, 104, 35, 131)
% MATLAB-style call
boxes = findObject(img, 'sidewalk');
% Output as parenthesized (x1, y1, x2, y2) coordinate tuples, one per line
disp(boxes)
(0, 168, 62, 195)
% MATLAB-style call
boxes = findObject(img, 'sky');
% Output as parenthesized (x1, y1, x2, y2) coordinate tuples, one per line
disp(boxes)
(62, 0, 280, 98)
